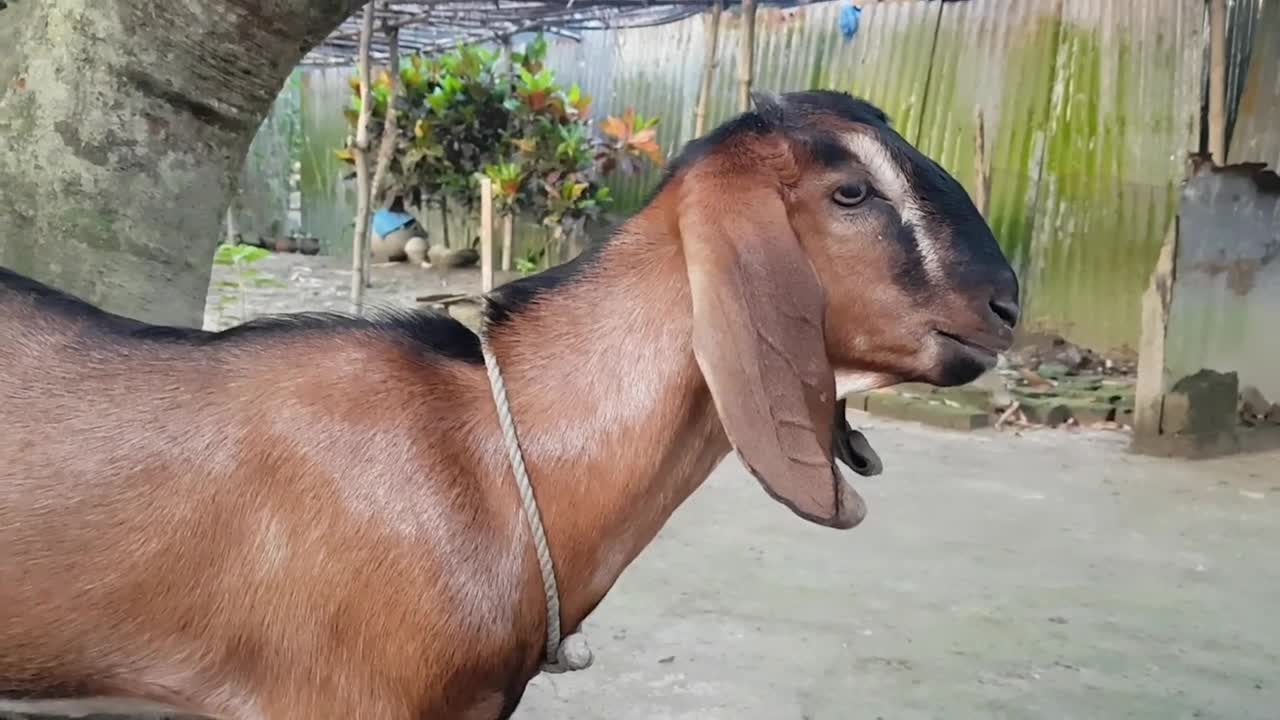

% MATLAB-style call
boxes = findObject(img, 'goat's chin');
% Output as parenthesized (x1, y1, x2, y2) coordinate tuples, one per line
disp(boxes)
(922, 335, 998, 387)
(833, 370, 900, 399)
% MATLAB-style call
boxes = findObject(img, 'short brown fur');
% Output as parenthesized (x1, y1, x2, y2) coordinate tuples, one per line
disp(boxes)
(0, 90, 1018, 719)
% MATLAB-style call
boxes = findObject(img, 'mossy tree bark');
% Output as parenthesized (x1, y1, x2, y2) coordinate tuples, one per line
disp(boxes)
(0, 0, 362, 328)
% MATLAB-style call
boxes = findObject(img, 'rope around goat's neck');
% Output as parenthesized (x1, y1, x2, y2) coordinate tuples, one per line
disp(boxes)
(477, 317, 593, 675)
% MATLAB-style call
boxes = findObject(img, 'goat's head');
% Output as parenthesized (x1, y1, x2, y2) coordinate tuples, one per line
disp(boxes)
(662, 89, 1020, 530)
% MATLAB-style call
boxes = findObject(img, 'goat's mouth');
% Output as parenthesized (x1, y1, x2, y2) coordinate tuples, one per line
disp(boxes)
(925, 327, 1008, 387)
(933, 328, 1007, 361)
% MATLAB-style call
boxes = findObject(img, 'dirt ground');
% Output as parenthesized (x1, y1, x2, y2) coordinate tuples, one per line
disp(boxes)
(208, 252, 1280, 720)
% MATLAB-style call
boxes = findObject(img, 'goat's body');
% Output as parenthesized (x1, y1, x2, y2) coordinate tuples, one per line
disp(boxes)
(0, 241, 728, 718)
(0, 269, 550, 718)
(0, 89, 1021, 719)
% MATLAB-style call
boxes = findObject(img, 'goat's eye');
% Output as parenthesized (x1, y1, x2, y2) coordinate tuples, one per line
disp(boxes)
(832, 183, 870, 207)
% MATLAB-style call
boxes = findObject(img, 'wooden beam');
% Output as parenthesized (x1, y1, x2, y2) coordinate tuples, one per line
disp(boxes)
(1208, 0, 1228, 165)
(736, 0, 756, 113)
(694, 0, 722, 137)
(973, 105, 990, 219)
(501, 214, 514, 273)
(479, 176, 495, 293)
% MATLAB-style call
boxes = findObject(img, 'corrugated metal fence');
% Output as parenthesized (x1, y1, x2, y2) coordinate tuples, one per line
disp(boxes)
(285, 0, 1211, 354)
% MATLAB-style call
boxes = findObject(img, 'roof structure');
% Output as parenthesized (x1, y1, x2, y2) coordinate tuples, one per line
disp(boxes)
(302, 0, 805, 66)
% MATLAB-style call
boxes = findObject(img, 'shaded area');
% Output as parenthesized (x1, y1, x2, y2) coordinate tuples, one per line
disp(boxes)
(518, 416, 1280, 719)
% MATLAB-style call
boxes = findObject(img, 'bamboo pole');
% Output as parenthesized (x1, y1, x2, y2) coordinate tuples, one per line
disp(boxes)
(501, 214, 514, 272)
(349, 1, 375, 315)
(479, 176, 494, 292)
(501, 34, 515, 273)
(694, 0, 722, 137)
(736, 0, 757, 113)
(973, 106, 990, 219)
(1208, 0, 1228, 164)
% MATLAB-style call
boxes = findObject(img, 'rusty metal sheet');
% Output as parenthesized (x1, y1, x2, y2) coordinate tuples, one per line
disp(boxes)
(1166, 161, 1280, 402)
(917, 0, 1064, 308)
(283, 0, 1213, 353)
(1023, 0, 1203, 354)
(545, 1, 946, 213)
(1228, 0, 1280, 169)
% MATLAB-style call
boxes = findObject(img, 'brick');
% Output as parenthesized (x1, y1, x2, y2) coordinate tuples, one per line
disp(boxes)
(889, 383, 995, 411)
(1019, 398, 1071, 427)
(865, 393, 990, 431)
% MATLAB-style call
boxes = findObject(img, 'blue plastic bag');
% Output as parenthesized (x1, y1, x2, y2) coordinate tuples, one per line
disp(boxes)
(838, 3, 861, 41)
(372, 208, 417, 238)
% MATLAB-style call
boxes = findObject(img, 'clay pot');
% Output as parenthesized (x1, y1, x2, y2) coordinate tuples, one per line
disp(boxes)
(404, 236, 429, 265)
(273, 236, 298, 253)
(297, 235, 321, 255)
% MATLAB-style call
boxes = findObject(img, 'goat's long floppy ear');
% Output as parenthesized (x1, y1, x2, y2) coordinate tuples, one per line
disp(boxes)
(680, 171, 867, 530)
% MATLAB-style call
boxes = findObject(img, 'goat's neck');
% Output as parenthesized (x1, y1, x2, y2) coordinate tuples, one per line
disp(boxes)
(483, 211, 730, 633)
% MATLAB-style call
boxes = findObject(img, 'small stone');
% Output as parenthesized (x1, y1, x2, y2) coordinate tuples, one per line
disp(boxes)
(1037, 362, 1071, 378)
(1048, 616, 1068, 624)
(1240, 385, 1271, 419)
(658, 656, 675, 664)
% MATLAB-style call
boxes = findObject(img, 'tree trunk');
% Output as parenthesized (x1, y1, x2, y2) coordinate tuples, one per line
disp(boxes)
(0, 0, 363, 328)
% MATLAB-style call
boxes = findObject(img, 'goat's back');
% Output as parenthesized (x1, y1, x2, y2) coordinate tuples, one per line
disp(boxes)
(0, 268, 532, 713)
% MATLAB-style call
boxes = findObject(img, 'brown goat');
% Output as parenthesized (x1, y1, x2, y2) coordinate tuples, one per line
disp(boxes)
(0, 90, 1019, 719)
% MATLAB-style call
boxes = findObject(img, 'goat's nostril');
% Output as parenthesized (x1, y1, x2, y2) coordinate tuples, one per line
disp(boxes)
(989, 296, 1020, 328)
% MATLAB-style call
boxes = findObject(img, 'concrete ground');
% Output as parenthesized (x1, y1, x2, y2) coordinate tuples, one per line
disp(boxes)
(208, 253, 1280, 720)
(517, 416, 1280, 720)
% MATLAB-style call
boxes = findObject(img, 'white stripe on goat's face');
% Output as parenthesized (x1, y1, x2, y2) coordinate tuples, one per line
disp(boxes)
(840, 131, 945, 282)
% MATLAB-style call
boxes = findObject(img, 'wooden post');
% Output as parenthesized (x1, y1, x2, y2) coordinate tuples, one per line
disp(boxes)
(694, 0, 722, 137)
(479, 176, 494, 292)
(973, 106, 991, 219)
(736, 0, 757, 112)
(501, 213, 514, 272)
(1208, 0, 1228, 165)
(349, 1, 375, 315)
